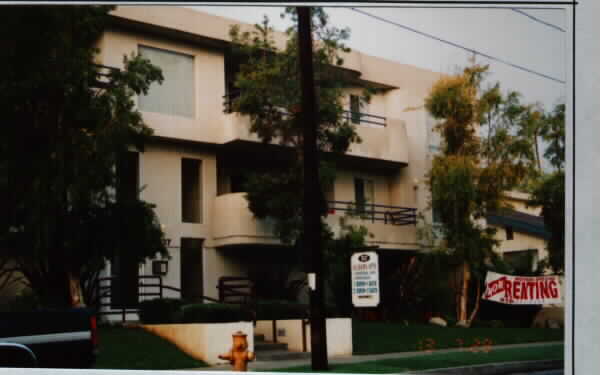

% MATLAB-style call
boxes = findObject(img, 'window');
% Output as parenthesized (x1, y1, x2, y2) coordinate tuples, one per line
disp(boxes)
(138, 46, 194, 117)
(506, 226, 514, 240)
(504, 249, 538, 273)
(116, 151, 139, 202)
(182, 158, 202, 223)
(350, 95, 361, 124)
(354, 177, 374, 214)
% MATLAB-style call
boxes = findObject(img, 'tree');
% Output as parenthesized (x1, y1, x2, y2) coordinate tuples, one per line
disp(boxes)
(0, 6, 167, 308)
(228, 7, 370, 246)
(424, 63, 537, 325)
(529, 103, 565, 274)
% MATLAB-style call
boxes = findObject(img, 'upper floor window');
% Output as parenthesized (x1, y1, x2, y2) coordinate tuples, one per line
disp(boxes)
(354, 177, 374, 214)
(116, 151, 139, 203)
(350, 95, 361, 124)
(505, 226, 514, 240)
(139, 45, 195, 118)
(182, 158, 202, 223)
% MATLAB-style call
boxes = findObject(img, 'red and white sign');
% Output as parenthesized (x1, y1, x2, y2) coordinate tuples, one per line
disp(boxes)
(482, 271, 562, 305)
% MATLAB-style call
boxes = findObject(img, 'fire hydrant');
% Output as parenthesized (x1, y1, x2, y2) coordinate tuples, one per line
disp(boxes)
(218, 331, 255, 371)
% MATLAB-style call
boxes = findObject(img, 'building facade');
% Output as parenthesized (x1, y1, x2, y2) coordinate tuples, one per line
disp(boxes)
(95, 6, 445, 318)
(93, 6, 556, 318)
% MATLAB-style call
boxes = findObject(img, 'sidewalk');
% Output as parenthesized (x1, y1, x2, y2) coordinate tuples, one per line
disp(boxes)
(194, 341, 563, 372)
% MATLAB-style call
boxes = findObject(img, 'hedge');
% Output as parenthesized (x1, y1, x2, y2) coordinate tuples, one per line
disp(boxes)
(180, 303, 253, 323)
(138, 298, 346, 324)
(138, 298, 186, 324)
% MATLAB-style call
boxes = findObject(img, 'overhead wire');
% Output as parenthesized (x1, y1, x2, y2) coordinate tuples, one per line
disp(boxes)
(349, 7, 565, 84)
(511, 8, 566, 32)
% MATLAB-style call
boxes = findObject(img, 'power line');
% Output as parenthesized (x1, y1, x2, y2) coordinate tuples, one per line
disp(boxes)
(511, 8, 565, 32)
(349, 8, 565, 84)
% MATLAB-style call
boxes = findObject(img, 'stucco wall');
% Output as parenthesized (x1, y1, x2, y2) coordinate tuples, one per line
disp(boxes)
(255, 318, 352, 357)
(140, 322, 254, 365)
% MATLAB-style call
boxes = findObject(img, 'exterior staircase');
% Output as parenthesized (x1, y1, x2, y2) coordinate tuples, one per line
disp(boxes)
(253, 334, 311, 361)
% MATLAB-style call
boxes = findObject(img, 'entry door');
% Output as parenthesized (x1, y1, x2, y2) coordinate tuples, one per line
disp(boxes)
(111, 254, 139, 309)
(180, 238, 204, 303)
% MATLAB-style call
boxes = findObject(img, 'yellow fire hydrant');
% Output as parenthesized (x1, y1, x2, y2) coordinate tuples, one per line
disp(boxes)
(218, 331, 255, 371)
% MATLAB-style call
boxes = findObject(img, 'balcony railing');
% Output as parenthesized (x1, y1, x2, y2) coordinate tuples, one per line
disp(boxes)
(342, 110, 386, 127)
(327, 200, 417, 226)
(223, 90, 386, 127)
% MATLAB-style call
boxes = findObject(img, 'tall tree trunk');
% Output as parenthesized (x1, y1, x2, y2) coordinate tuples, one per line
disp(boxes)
(468, 281, 481, 323)
(458, 261, 471, 323)
(68, 272, 86, 307)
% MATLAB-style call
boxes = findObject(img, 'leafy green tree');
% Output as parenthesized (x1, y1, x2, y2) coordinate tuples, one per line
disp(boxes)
(228, 8, 370, 246)
(424, 63, 537, 325)
(529, 103, 565, 274)
(0, 6, 167, 308)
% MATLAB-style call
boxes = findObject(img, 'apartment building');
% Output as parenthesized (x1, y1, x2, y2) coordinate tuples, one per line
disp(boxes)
(488, 191, 551, 274)
(94, 6, 446, 317)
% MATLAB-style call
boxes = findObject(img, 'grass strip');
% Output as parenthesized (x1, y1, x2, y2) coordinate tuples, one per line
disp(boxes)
(353, 322, 564, 354)
(94, 326, 208, 370)
(271, 343, 564, 373)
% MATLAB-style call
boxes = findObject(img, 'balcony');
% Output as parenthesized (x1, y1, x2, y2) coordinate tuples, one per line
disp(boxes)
(325, 201, 419, 250)
(212, 193, 418, 250)
(221, 91, 409, 165)
(212, 192, 280, 248)
(327, 201, 416, 225)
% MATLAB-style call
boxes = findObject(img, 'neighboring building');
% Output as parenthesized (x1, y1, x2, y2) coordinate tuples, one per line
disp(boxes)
(95, 6, 444, 319)
(487, 191, 551, 274)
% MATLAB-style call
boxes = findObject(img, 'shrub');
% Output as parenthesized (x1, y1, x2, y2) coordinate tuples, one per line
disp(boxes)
(139, 298, 186, 324)
(180, 303, 253, 323)
(255, 300, 309, 320)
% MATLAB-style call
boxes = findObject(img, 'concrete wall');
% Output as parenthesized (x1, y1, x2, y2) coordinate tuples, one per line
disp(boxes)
(255, 318, 352, 357)
(140, 322, 254, 365)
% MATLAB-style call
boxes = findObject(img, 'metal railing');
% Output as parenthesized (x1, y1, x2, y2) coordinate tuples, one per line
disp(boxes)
(327, 200, 417, 225)
(223, 90, 387, 127)
(217, 276, 255, 304)
(343, 110, 387, 127)
(91, 64, 119, 89)
(96, 275, 219, 322)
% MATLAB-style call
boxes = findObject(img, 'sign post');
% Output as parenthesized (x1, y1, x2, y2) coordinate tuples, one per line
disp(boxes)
(351, 251, 380, 308)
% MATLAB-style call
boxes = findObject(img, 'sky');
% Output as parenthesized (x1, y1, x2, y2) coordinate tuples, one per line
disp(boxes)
(188, 4, 567, 111)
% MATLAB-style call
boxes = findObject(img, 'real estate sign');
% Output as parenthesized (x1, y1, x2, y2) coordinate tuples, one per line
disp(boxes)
(351, 251, 380, 307)
(482, 271, 562, 305)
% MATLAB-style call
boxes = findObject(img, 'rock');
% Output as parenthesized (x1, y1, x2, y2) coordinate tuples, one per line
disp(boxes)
(429, 317, 447, 327)
(547, 319, 561, 329)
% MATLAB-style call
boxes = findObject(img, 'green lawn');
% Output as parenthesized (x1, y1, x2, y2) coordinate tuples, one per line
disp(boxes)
(353, 321, 564, 354)
(94, 326, 208, 370)
(273, 344, 564, 373)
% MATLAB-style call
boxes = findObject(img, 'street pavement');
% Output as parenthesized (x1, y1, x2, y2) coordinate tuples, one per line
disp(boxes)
(192, 341, 563, 373)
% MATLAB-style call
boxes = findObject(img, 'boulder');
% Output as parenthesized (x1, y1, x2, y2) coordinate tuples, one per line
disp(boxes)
(429, 317, 447, 327)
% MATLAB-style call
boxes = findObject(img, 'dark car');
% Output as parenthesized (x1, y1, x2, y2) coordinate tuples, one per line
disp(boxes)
(0, 308, 98, 368)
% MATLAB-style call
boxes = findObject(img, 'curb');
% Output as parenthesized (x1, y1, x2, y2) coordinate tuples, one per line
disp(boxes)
(408, 359, 563, 375)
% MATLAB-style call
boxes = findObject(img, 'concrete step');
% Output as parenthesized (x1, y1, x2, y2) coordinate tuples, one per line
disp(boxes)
(254, 341, 289, 352)
(255, 350, 311, 361)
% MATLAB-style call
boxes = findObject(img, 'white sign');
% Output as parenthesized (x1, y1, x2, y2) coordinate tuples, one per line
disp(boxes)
(482, 271, 562, 305)
(351, 251, 380, 307)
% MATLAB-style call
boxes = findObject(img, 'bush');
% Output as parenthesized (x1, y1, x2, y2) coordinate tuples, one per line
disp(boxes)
(180, 303, 253, 323)
(139, 298, 186, 324)
(255, 300, 309, 320)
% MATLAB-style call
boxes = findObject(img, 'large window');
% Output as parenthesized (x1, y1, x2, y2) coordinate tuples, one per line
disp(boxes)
(138, 46, 194, 118)
(181, 158, 202, 223)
